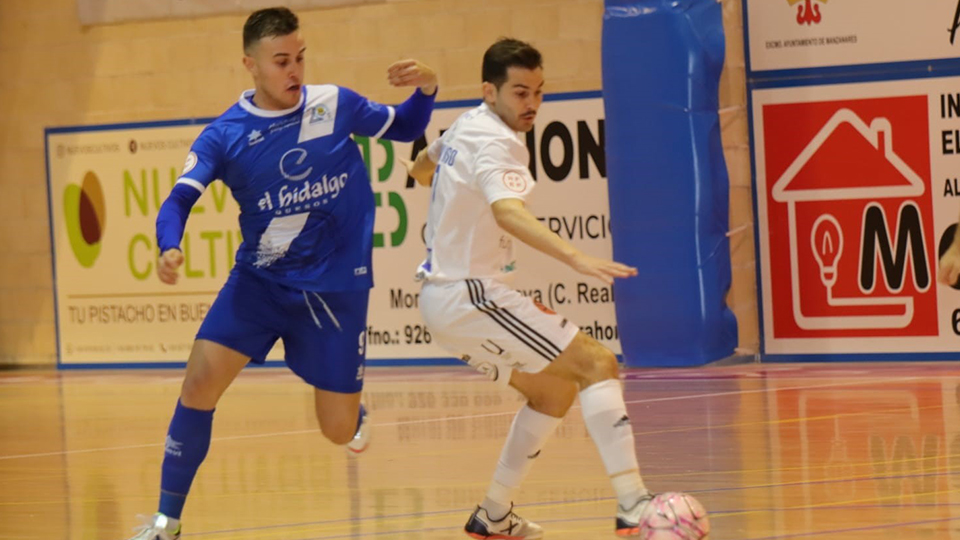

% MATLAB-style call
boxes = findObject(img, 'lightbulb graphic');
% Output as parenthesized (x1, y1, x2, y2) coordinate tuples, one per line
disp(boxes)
(811, 214, 843, 288)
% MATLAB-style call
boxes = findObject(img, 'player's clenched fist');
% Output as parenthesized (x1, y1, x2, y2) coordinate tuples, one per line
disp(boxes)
(387, 59, 438, 96)
(158, 248, 184, 285)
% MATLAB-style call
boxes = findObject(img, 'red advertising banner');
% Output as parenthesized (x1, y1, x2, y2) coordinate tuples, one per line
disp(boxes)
(753, 78, 960, 356)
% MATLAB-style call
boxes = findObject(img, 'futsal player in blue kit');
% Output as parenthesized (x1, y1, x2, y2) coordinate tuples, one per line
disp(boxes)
(127, 7, 437, 540)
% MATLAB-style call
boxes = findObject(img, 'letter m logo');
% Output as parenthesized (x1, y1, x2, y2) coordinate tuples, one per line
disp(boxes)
(859, 202, 930, 293)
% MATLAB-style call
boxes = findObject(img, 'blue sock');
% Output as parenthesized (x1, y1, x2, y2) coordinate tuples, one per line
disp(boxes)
(355, 403, 366, 434)
(158, 400, 214, 519)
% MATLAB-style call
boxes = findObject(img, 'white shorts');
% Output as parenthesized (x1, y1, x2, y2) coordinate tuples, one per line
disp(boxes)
(419, 278, 580, 386)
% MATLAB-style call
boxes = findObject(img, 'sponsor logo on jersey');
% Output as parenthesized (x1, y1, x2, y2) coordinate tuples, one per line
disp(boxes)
(309, 104, 332, 124)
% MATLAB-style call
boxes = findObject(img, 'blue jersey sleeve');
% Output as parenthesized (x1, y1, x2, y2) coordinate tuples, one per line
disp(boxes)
(156, 125, 225, 252)
(156, 184, 202, 252)
(381, 88, 436, 142)
(340, 86, 396, 139)
(177, 125, 224, 192)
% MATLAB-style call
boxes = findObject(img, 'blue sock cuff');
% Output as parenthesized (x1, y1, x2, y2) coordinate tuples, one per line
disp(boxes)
(174, 399, 215, 419)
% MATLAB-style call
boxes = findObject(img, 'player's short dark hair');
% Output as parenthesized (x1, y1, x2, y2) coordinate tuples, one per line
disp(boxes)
(243, 7, 299, 53)
(482, 38, 543, 88)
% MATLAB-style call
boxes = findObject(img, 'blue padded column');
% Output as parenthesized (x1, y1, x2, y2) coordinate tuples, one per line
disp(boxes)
(601, 0, 737, 366)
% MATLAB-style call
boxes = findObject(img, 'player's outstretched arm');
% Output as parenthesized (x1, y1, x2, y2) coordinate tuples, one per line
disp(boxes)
(491, 198, 637, 284)
(400, 149, 437, 187)
(939, 211, 960, 285)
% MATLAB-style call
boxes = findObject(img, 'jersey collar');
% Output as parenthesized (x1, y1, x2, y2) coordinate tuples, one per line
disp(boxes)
(479, 102, 523, 138)
(238, 88, 305, 118)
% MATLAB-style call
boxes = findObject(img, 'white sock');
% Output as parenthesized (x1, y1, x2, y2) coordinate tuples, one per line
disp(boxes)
(580, 379, 647, 509)
(159, 515, 180, 533)
(481, 404, 562, 520)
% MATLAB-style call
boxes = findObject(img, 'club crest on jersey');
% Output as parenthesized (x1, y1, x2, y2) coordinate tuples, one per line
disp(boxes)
(182, 151, 198, 174)
(502, 170, 527, 193)
(247, 129, 264, 146)
(309, 104, 332, 124)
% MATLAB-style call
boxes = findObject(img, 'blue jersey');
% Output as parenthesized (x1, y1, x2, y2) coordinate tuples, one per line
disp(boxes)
(178, 85, 394, 292)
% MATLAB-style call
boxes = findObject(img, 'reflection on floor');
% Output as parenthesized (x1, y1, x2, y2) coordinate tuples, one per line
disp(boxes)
(1, 362, 959, 539)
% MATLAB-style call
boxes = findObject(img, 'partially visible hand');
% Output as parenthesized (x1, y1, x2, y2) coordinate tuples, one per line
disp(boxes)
(387, 59, 438, 95)
(398, 154, 434, 186)
(398, 157, 415, 176)
(158, 248, 184, 285)
(939, 247, 960, 286)
(568, 253, 638, 285)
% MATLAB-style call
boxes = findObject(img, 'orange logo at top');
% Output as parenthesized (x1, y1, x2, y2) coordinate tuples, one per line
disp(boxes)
(787, 0, 828, 25)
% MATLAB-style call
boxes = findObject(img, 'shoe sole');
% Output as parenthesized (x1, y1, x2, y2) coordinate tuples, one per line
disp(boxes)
(616, 526, 639, 537)
(347, 442, 369, 454)
(465, 533, 542, 540)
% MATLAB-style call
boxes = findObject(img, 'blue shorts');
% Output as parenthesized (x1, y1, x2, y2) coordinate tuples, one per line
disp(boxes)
(197, 267, 369, 393)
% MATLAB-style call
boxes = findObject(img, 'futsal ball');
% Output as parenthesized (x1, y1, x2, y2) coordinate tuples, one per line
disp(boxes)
(639, 492, 710, 539)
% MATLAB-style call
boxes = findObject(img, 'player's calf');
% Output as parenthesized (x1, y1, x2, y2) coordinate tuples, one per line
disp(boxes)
(313, 389, 365, 445)
(317, 412, 359, 445)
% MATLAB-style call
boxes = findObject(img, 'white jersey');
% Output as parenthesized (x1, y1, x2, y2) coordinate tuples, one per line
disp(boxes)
(417, 103, 536, 282)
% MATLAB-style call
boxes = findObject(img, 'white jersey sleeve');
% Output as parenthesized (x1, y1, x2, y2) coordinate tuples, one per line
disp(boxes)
(426, 135, 444, 163)
(474, 138, 535, 204)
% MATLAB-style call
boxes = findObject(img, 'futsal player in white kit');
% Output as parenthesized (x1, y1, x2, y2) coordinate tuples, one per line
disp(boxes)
(405, 38, 656, 539)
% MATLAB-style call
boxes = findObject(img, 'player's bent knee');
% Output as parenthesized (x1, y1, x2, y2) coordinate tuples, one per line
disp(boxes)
(577, 333, 619, 381)
(179, 340, 249, 410)
(179, 371, 220, 410)
(594, 347, 620, 380)
(552, 333, 619, 387)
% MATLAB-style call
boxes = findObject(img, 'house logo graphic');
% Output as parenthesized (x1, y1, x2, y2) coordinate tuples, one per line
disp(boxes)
(762, 96, 937, 338)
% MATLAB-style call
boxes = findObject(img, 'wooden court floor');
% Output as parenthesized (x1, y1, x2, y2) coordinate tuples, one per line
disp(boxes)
(2, 362, 959, 539)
